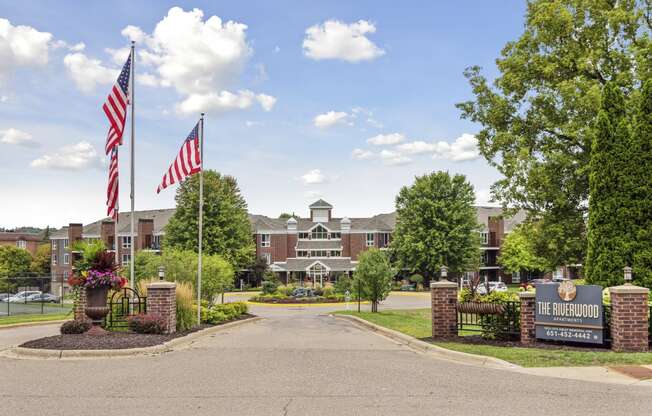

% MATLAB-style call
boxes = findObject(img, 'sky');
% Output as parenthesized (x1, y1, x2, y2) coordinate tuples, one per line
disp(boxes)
(0, 1, 528, 228)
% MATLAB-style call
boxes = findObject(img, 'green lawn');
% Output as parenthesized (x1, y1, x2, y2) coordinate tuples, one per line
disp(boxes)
(334, 308, 652, 368)
(0, 311, 72, 326)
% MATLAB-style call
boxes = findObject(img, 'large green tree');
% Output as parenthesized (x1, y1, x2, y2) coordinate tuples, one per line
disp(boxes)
(165, 170, 255, 269)
(354, 248, 395, 313)
(586, 81, 652, 287)
(30, 244, 51, 276)
(498, 223, 549, 277)
(391, 171, 480, 279)
(457, 0, 651, 268)
(0, 246, 32, 277)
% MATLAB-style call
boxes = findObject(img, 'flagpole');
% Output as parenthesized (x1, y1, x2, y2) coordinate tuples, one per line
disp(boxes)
(197, 113, 204, 325)
(129, 41, 136, 288)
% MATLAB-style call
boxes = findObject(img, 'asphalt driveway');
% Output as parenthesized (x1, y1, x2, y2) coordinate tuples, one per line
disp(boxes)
(1, 311, 651, 415)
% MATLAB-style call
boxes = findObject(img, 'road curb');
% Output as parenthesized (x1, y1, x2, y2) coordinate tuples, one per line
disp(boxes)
(0, 319, 69, 330)
(333, 314, 518, 370)
(247, 301, 370, 307)
(1, 316, 263, 360)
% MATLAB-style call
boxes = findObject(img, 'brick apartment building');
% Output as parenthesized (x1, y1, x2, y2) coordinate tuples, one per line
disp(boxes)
(0, 231, 42, 256)
(49, 199, 532, 292)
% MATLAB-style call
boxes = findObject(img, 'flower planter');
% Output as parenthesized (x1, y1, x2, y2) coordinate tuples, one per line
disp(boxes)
(85, 286, 110, 328)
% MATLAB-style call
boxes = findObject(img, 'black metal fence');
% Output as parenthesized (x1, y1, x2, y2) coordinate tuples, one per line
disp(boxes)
(105, 287, 146, 329)
(457, 301, 521, 340)
(0, 275, 73, 317)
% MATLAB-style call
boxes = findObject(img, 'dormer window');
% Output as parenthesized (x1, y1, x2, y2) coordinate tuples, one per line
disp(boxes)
(311, 225, 328, 240)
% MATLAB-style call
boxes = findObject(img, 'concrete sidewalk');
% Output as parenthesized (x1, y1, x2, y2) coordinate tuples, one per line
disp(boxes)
(0, 322, 60, 350)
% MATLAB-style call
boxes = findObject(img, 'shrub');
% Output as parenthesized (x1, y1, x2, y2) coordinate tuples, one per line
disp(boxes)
(277, 284, 296, 296)
(334, 274, 353, 294)
(201, 302, 248, 324)
(262, 280, 278, 295)
(127, 314, 166, 334)
(322, 286, 334, 297)
(313, 284, 324, 296)
(60, 320, 91, 334)
(175, 281, 195, 331)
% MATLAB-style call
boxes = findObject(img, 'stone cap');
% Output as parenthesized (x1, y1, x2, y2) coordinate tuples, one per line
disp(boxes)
(609, 285, 649, 295)
(518, 291, 535, 299)
(430, 280, 458, 289)
(147, 281, 177, 289)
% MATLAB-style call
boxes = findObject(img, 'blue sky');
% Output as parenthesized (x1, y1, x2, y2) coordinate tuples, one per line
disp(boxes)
(0, 1, 527, 228)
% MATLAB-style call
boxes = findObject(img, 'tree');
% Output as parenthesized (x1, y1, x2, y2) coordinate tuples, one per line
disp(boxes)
(632, 80, 652, 288)
(498, 223, 549, 279)
(30, 244, 51, 275)
(165, 170, 255, 270)
(354, 249, 394, 312)
(391, 171, 481, 280)
(0, 246, 32, 277)
(457, 0, 651, 268)
(278, 213, 293, 220)
(586, 82, 652, 287)
(201, 255, 234, 304)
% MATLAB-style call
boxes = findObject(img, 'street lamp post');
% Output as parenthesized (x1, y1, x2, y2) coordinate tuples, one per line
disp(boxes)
(623, 266, 632, 284)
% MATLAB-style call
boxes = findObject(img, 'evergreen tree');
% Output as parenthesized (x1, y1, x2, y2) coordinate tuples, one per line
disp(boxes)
(585, 83, 636, 287)
(164, 170, 255, 270)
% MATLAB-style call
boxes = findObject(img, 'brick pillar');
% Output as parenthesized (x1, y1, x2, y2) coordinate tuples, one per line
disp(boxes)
(609, 285, 649, 352)
(431, 280, 458, 339)
(73, 288, 87, 321)
(518, 292, 536, 345)
(146, 282, 177, 334)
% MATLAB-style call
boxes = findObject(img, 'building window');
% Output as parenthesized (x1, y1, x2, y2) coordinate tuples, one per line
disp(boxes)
(480, 231, 488, 245)
(379, 233, 390, 248)
(63, 253, 69, 265)
(297, 250, 309, 258)
(63, 238, 69, 248)
(311, 250, 328, 258)
(261, 253, 271, 265)
(122, 236, 131, 249)
(307, 263, 328, 283)
(329, 232, 341, 240)
(16, 240, 27, 249)
(480, 251, 488, 266)
(329, 250, 341, 257)
(311, 225, 328, 240)
(153, 235, 161, 250)
(260, 234, 271, 247)
(52, 254, 58, 265)
(52, 240, 57, 250)
(121, 254, 131, 265)
(63, 271, 69, 280)
(298, 232, 309, 240)
(366, 233, 374, 247)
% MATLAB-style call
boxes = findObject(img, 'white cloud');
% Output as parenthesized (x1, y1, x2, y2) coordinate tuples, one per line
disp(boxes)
(245, 120, 262, 127)
(367, 133, 405, 146)
(351, 148, 375, 160)
(313, 111, 349, 128)
(432, 133, 480, 162)
(396, 141, 437, 155)
(303, 20, 384, 62)
(175, 90, 275, 115)
(300, 169, 327, 185)
(0, 128, 39, 147)
(31, 141, 101, 170)
(0, 18, 53, 83)
(136, 72, 162, 87)
(63, 52, 117, 93)
(380, 149, 411, 166)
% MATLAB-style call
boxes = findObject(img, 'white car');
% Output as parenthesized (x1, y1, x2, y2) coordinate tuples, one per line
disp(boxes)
(6, 291, 42, 303)
(476, 282, 507, 295)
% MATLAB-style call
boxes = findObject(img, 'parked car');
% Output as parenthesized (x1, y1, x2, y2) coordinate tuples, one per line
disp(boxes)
(529, 278, 554, 287)
(5, 291, 42, 303)
(26, 293, 59, 303)
(476, 281, 508, 295)
(292, 287, 315, 298)
(552, 275, 569, 282)
(400, 284, 416, 292)
(0, 293, 11, 301)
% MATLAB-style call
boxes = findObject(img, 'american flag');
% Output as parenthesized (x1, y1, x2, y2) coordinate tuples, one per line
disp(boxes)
(107, 147, 119, 219)
(156, 122, 202, 194)
(103, 55, 131, 154)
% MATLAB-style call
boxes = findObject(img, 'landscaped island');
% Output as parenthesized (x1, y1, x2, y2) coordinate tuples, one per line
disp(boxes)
(249, 282, 357, 304)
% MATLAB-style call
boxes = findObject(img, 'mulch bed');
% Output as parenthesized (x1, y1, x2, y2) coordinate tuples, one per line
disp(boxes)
(428, 335, 613, 352)
(20, 314, 255, 350)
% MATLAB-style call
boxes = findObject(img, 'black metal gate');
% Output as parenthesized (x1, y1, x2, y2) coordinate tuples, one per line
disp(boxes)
(105, 287, 146, 329)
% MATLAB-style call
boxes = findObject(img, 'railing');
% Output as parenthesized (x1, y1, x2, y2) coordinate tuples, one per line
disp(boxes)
(0, 275, 73, 318)
(105, 287, 146, 329)
(457, 301, 520, 340)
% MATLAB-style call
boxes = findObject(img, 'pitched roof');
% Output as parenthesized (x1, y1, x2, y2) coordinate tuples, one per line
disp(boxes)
(0, 232, 42, 242)
(309, 199, 333, 209)
(274, 258, 356, 272)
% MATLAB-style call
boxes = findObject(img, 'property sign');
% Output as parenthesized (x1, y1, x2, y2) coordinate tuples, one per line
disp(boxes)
(535, 281, 604, 344)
